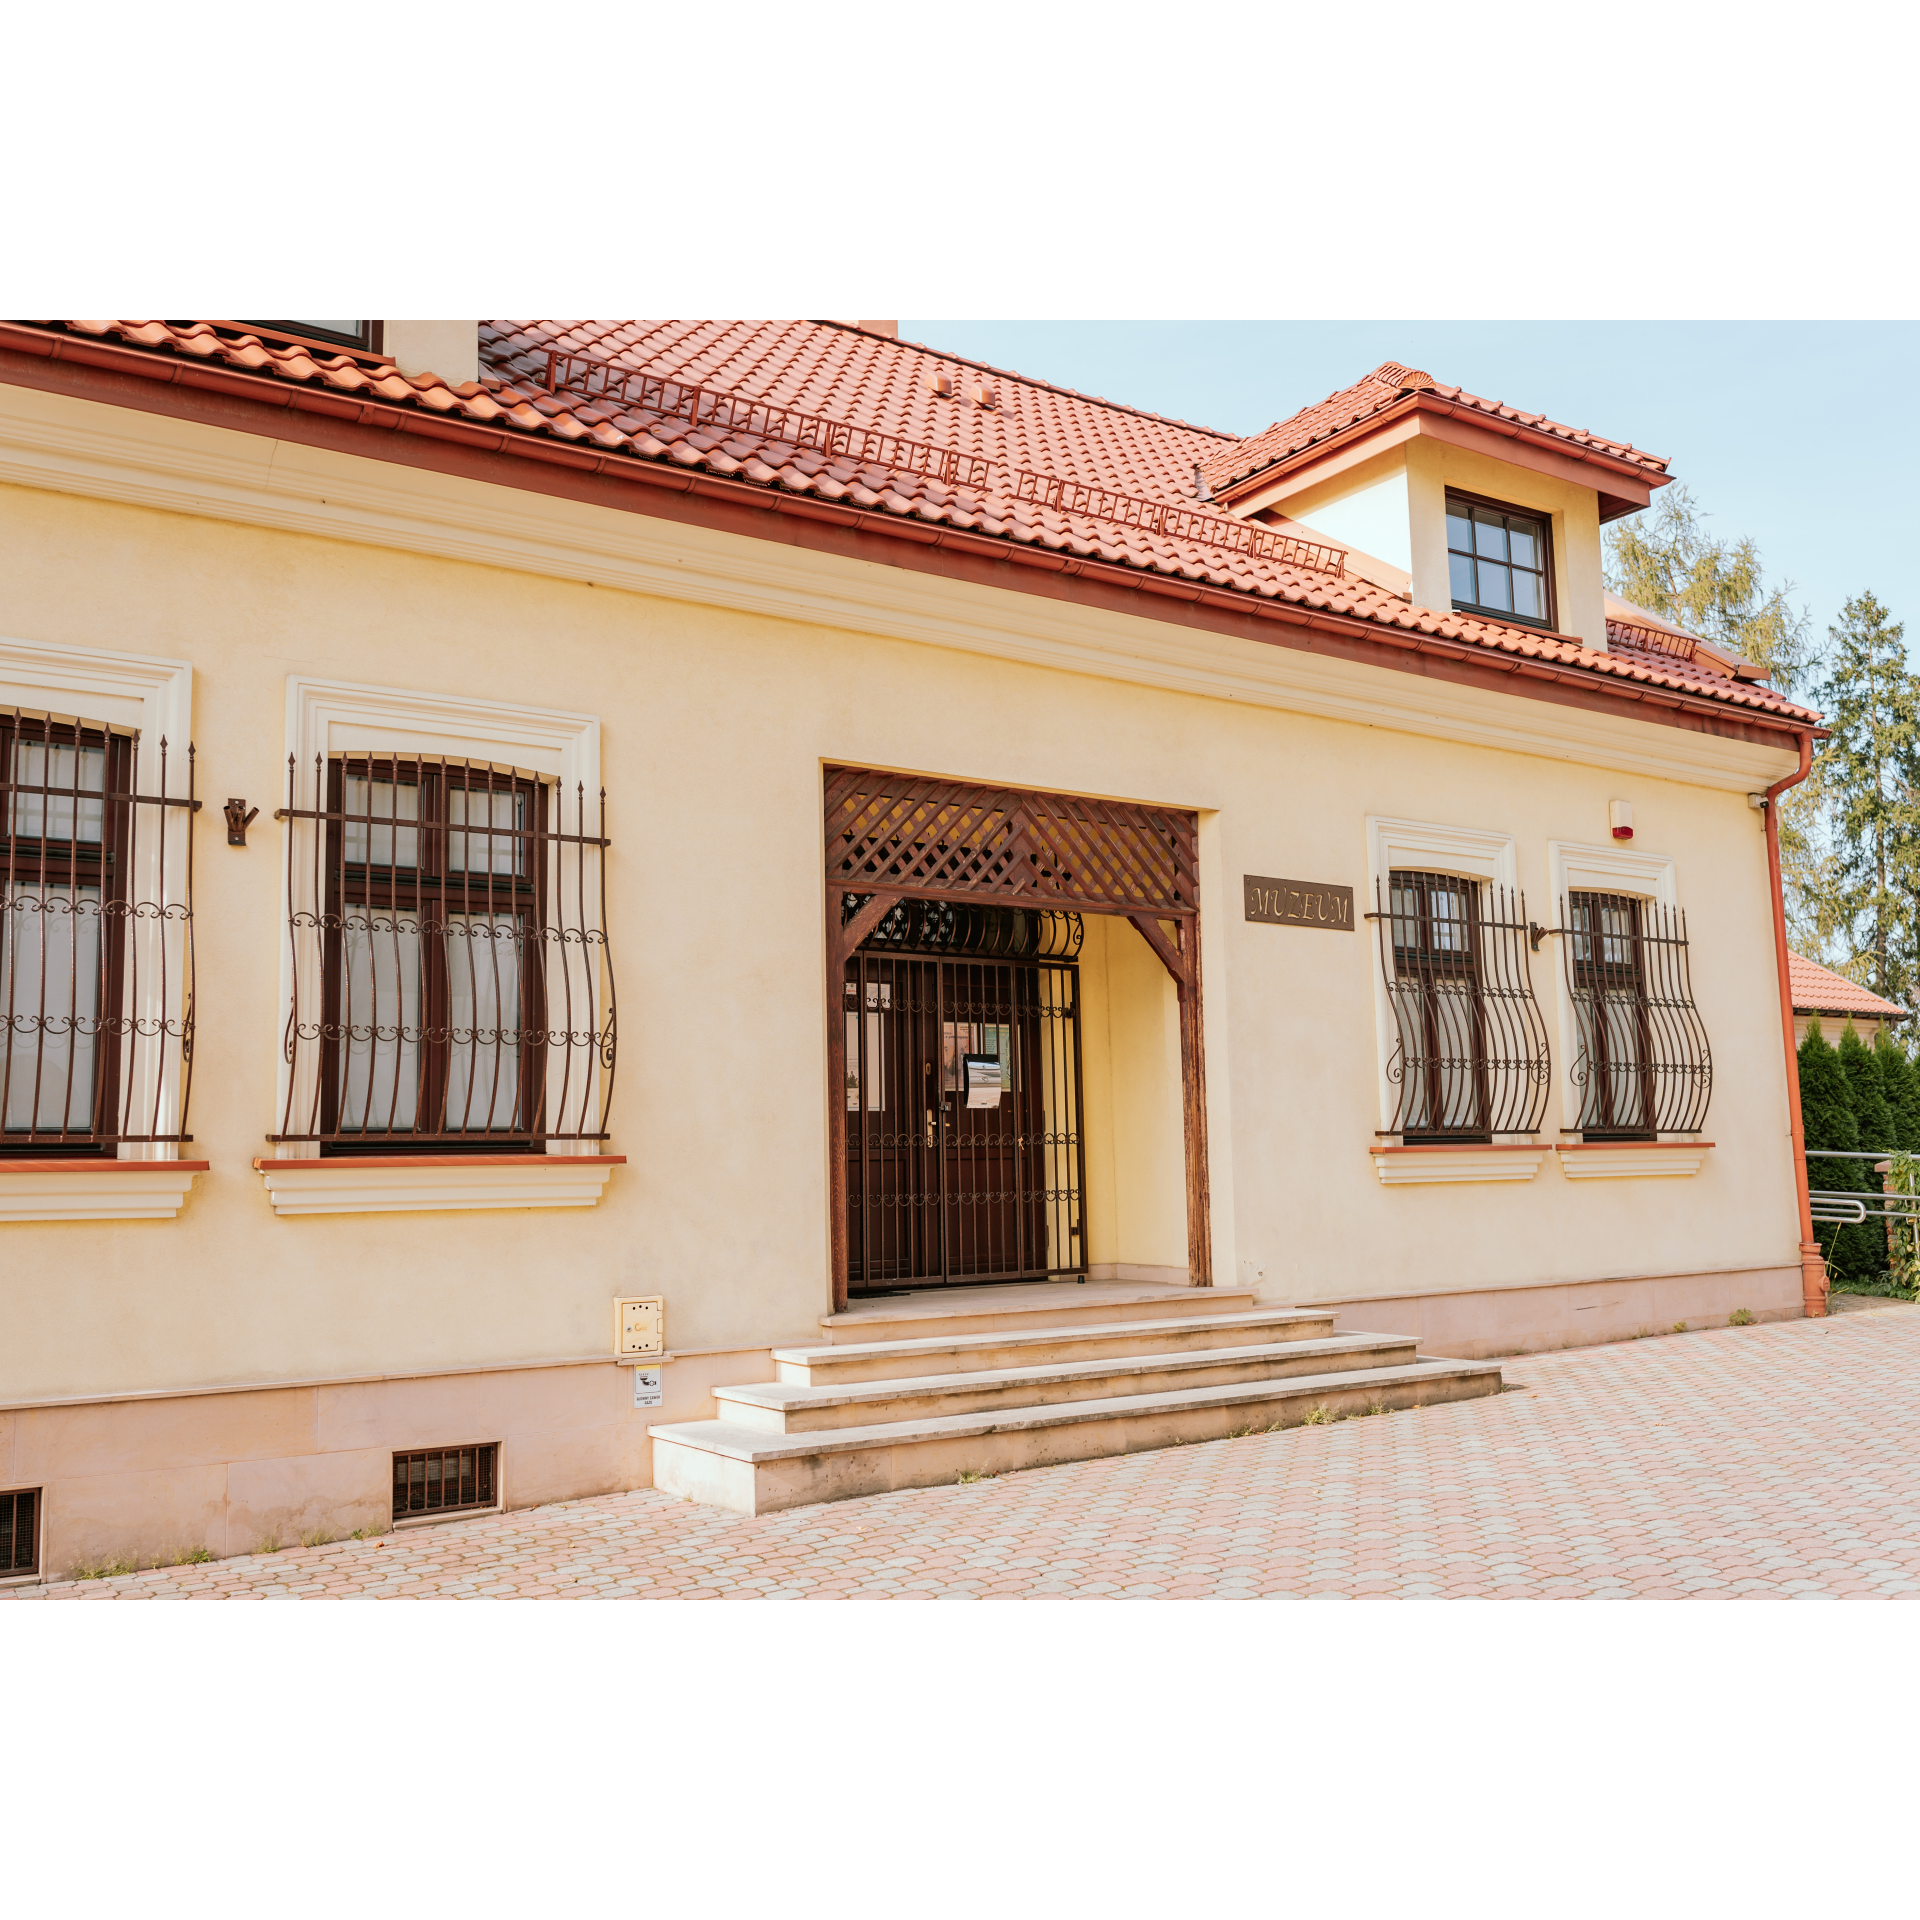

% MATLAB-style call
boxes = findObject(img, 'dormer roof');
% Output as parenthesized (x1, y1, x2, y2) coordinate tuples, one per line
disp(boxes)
(1202, 362, 1672, 519)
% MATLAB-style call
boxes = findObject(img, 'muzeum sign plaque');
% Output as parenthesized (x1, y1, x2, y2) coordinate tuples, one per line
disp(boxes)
(1243, 874, 1355, 931)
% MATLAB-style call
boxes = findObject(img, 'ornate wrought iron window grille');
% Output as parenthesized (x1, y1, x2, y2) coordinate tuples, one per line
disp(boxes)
(1558, 890, 1710, 1138)
(272, 752, 614, 1152)
(1, 710, 197, 1155)
(1370, 870, 1550, 1141)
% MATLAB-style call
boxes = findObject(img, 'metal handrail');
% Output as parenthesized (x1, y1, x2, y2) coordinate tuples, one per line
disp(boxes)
(1809, 1194, 1920, 1226)
(1805, 1147, 1920, 1228)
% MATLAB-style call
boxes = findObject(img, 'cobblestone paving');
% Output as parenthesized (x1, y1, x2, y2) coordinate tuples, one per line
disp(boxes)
(16, 1306, 1920, 1600)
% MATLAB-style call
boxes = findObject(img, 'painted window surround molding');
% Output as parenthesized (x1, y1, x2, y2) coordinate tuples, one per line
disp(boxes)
(1369, 1144, 1547, 1186)
(1363, 821, 1709, 1184)
(0, 635, 203, 1220)
(1556, 1142, 1713, 1179)
(0, 1159, 210, 1221)
(251, 1154, 625, 1216)
(260, 675, 615, 1217)
(1369, 1143, 1714, 1185)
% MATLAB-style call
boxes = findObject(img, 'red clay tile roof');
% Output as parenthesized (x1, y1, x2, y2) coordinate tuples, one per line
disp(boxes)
(1201, 361, 1671, 497)
(5, 320, 1817, 730)
(1790, 953, 1910, 1023)
(487, 320, 1239, 509)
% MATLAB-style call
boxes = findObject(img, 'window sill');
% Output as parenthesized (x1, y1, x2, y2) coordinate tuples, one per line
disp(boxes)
(1369, 1144, 1546, 1186)
(252, 1155, 625, 1217)
(1556, 1142, 1713, 1179)
(0, 1160, 208, 1222)
(1450, 600, 1553, 632)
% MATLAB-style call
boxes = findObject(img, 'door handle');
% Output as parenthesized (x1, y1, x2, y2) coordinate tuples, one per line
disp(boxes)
(925, 1107, 935, 1149)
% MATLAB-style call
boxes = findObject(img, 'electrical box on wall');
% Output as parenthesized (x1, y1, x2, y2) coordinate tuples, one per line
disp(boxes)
(614, 1296, 664, 1358)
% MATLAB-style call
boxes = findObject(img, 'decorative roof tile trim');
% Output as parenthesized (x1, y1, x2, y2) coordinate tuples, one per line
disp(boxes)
(0, 321, 1821, 732)
(1606, 618, 1697, 664)
(487, 319, 1235, 513)
(542, 347, 1348, 576)
(1789, 952, 1910, 1023)
(1203, 361, 1671, 496)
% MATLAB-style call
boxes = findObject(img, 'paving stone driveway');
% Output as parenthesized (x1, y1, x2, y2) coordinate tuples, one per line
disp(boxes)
(16, 1304, 1920, 1600)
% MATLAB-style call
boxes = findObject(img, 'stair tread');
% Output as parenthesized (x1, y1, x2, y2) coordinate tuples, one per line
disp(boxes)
(818, 1284, 1258, 1330)
(773, 1308, 1335, 1367)
(652, 1358, 1500, 1462)
(722, 1333, 1418, 1412)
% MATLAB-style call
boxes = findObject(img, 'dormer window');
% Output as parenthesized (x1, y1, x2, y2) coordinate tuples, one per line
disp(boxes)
(239, 322, 378, 354)
(1447, 493, 1553, 629)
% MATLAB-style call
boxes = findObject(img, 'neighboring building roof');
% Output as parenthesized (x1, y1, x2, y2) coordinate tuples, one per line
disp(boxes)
(0, 320, 1819, 731)
(1790, 952, 1910, 1024)
(1199, 361, 1672, 499)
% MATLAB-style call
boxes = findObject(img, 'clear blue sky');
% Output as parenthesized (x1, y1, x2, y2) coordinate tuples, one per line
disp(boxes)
(904, 323, 1918, 671)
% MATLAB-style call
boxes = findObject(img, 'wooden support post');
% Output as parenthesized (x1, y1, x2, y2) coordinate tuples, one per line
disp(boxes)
(1128, 912, 1212, 1288)
(827, 888, 902, 1313)
(1178, 915, 1212, 1289)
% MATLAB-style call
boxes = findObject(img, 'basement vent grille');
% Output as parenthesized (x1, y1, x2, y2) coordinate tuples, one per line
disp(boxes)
(1, 1487, 40, 1576)
(392, 1445, 498, 1521)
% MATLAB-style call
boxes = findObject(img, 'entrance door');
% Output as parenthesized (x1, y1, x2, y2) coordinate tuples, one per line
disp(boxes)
(843, 907, 1085, 1293)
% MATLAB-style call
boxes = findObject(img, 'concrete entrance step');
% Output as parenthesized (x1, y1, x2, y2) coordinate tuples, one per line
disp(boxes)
(651, 1356, 1502, 1515)
(728, 1332, 1419, 1433)
(778, 1307, 1339, 1387)
(818, 1282, 1259, 1347)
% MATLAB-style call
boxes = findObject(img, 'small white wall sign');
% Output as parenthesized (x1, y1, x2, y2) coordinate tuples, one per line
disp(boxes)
(963, 1054, 1004, 1108)
(633, 1366, 664, 1410)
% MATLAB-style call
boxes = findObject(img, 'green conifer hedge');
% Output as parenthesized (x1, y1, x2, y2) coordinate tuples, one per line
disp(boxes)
(1799, 1020, 1880, 1283)
(1839, 1023, 1898, 1156)
(1875, 1030, 1920, 1152)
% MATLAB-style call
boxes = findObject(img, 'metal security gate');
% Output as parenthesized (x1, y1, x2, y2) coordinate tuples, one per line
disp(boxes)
(844, 901, 1085, 1293)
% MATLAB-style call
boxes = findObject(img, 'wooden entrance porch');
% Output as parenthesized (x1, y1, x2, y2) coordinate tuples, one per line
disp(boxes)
(823, 766, 1211, 1313)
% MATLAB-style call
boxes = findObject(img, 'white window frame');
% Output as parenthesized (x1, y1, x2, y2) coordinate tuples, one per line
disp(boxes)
(1545, 839, 1681, 1141)
(1363, 816, 1523, 1139)
(275, 675, 605, 1165)
(0, 634, 195, 1173)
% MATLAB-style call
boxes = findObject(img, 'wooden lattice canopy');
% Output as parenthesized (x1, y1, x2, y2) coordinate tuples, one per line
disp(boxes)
(823, 767, 1197, 918)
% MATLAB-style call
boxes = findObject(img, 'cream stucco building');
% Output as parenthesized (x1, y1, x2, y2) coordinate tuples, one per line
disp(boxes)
(0, 320, 1827, 1573)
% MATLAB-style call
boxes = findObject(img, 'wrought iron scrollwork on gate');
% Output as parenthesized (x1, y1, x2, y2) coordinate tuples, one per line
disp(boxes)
(843, 909, 1087, 1290)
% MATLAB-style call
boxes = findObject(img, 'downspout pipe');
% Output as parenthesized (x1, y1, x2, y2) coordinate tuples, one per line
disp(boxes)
(1763, 731, 1826, 1316)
